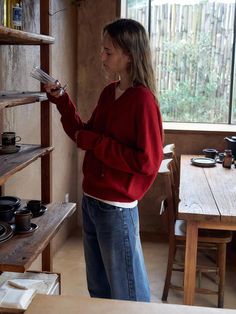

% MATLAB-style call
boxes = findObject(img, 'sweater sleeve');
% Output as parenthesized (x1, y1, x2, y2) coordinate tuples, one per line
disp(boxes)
(47, 92, 98, 142)
(77, 95, 163, 176)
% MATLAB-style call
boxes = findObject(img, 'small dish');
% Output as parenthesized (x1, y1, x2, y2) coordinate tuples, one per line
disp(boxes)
(191, 157, 216, 167)
(0, 145, 21, 154)
(13, 223, 38, 235)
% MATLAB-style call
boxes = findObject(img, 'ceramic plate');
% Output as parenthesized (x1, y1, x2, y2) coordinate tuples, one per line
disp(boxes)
(191, 157, 216, 167)
(0, 145, 21, 154)
(0, 222, 13, 243)
(13, 223, 38, 235)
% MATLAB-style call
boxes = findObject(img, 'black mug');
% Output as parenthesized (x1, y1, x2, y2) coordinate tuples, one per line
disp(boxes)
(15, 209, 32, 231)
(1, 132, 21, 148)
(27, 200, 42, 213)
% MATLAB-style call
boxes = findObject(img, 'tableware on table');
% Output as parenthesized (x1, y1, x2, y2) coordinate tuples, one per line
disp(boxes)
(0, 205, 15, 223)
(13, 222, 38, 235)
(224, 136, 236, 158)
(222, 149, 232, 169)
(216, 152, 225, 163)
(191, 157, 216, 167)
(0, 196, 21, 210)
(202, 148, 218, 159)
(1, 132, 21, 148)
(14, 209, 32, 232)
(30, 66, 67, 96)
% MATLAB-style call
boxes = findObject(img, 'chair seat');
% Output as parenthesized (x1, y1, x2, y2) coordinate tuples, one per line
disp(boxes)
(175, 220, 232, 243)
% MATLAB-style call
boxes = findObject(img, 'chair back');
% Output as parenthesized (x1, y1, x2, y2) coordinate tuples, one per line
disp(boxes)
(158, 158, 177, 238)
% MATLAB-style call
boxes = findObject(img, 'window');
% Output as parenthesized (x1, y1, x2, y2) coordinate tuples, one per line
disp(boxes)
(122, 0, 236, 124)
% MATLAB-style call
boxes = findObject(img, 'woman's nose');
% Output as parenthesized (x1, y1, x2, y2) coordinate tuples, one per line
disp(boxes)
(100, 51, 106, 61)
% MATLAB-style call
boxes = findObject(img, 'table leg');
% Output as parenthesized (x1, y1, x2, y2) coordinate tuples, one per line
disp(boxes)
(42, 242, 52, 271)
(183, 220, 198, 305)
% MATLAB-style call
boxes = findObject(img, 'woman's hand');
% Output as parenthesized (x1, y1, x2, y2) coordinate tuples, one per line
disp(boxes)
(44, 80, 63, 98)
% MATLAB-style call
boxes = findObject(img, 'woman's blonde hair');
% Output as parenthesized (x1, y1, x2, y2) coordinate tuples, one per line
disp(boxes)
(103, 18, 156, 97)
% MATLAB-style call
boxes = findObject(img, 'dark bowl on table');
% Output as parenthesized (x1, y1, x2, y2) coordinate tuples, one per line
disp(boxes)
(0, 205, 15, 222)
(202, 148, 218, 159)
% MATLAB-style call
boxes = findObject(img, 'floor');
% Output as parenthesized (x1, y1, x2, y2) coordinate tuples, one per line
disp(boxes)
(53, 229, 236, 310)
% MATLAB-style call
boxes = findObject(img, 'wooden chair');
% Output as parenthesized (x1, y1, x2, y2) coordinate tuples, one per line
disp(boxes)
(159, 155, 232, 308)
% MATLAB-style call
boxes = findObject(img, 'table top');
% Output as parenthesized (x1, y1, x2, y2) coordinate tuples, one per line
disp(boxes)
(178, 155, 236, 223)
(0, 202, 76, 272)
(25, 295, 236, 314)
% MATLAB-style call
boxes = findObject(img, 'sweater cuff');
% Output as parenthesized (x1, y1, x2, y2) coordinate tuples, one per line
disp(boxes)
(46, 92, 69, 106)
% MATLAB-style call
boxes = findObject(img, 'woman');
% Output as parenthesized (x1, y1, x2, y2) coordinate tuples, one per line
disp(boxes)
(45, 18, 163, 302)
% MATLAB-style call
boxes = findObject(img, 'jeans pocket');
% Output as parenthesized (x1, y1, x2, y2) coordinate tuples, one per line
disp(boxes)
(97, 201, 121, 213)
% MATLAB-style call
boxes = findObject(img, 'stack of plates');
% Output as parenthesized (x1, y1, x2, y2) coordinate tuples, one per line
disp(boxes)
(0, 196, 21, 210)
(0, 221, 13, 243)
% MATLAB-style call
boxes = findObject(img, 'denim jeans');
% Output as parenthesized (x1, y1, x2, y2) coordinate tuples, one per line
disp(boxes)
(82, 195, 150, 301)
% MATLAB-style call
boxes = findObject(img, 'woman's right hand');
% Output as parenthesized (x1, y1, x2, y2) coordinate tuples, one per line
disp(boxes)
(44, 80, 63, 98)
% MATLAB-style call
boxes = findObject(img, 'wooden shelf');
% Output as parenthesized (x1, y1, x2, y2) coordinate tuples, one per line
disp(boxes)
(0, 201, 76, 272)
(0, 26, 55, 45)
(0, 144, 54, 185)
(0, 91, 47, 109)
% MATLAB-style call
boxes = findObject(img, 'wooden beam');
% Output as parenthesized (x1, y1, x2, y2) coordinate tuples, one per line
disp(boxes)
(40, 0, 52, 204)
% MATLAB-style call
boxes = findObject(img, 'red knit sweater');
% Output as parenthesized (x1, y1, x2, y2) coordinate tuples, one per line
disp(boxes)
(48, 82, 163, 202)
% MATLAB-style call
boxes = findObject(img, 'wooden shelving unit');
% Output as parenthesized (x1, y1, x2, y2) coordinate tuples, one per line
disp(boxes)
(0, 91, 47, 109)
(0, 26, 55, 45)
(0, 1, 54, 204)
(0, 1, 62, 272)
(0, 201, 76, 272)
(0, 144, 54, 186)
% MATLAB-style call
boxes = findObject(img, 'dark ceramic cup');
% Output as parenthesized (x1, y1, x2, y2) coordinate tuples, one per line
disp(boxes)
(218, 152, 225, 162)
(14, 209, 32, 231)
(202, 148, 218, 159)
(27, 200, 42, 213)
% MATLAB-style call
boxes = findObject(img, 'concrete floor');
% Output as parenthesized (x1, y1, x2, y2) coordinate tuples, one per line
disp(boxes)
(53, 229, 236, 310)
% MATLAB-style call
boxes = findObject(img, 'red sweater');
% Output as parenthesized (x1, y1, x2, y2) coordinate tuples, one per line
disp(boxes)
(48, 82, 163, 202)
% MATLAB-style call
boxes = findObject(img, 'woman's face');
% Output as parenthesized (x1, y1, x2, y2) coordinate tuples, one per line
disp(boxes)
(101, 33, 130, 77)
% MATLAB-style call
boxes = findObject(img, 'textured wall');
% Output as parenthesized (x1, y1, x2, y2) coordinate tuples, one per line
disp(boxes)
(76, 0, 119, 224)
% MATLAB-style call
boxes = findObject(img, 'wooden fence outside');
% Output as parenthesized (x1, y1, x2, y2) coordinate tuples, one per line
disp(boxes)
(128, 2, 235, 123)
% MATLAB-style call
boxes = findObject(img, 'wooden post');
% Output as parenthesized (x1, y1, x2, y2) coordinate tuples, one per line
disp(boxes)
(40, 0, 52, 271)
(40, 0, 52, 205)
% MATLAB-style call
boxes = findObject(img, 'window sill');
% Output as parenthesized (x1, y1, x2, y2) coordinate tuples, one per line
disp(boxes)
(163, 122, 236, 134)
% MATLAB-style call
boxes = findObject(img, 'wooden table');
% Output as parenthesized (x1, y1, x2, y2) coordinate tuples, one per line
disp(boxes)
(25, 295, 236, 314)
(178, 155, 236, 305)
(0, 202, 76, 272)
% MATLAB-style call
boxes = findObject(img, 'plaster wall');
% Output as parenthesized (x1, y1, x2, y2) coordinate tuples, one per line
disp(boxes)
(76, 0, 120, 224)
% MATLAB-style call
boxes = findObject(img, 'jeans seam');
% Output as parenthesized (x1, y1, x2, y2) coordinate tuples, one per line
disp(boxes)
(122, 210, 136, 300)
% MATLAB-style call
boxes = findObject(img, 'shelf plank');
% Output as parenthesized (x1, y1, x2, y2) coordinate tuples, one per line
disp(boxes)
(0, 144, 54, 185)
(0, 26, 55, 45)
(0, 91, 47, 109)
(0, 201, 76, 272)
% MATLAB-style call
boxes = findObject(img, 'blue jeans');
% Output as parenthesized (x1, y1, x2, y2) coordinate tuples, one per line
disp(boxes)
(82, 195, 150, 301)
